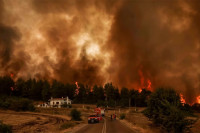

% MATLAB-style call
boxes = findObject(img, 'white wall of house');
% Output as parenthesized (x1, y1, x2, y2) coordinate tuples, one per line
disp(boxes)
(49, 97, 71, 108)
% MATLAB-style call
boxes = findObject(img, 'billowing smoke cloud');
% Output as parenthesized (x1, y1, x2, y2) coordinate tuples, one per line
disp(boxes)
(107, 0, 200, 103)
(1, 0, 200, 103)
(0, 0, 22, 73)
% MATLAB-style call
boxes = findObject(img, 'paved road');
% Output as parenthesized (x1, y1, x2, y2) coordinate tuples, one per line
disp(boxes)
(75, 117, 135, 133)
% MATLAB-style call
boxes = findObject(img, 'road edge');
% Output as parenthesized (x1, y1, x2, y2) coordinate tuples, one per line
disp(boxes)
(118, 119, 142, 133)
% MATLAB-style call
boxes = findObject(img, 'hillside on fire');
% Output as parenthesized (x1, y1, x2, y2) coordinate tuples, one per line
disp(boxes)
(1, 0, 200, 133)
(0, 76, 200, 132)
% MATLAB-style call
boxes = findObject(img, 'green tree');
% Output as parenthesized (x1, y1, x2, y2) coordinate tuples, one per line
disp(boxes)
(74, 83, 87, 103)
(41, 80, 50, 101)
(120, 87, 129, 107)
(0, 76, 14, 96)
(144, 88, 189, 132)
(93, 85, 105, 102)
(138, 89, 151, 107)
(29, 79, 43, 100)
(114, 88, 120, 106)
(51, 80, 65, 98)
(70, 109, 81, 121)
(64, 83, 76, 100)
(129, 89, 139, 107)
(104, 83, 115, 101)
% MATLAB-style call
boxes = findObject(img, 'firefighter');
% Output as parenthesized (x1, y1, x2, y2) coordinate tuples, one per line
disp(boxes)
(113, 114, 116, 120)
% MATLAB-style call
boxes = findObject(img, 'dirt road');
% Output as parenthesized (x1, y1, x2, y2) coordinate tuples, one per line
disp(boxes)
(75, 117, 136, 133)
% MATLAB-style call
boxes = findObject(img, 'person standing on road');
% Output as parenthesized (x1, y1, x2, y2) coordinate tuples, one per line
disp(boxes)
(114, 114, 116, 120)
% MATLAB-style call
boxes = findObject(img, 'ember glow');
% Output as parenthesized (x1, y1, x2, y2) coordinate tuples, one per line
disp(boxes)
(1, 0, 200, 103)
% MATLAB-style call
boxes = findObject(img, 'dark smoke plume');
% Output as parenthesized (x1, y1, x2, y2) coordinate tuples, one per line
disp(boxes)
(0, 0, 200, 103)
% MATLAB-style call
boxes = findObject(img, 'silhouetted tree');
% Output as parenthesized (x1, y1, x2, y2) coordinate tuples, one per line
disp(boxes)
(41, 80, 50, 101)
(93, 85, 105, 102)
(144, 88, 189, 132)
(120, 87, 129, 107)
(65, 83, 76, 100)
(0, 76, 14, 96)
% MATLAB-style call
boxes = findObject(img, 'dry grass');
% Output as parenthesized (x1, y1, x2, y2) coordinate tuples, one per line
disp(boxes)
(0, 110, 74, 133)
(1, 105, 199, 133)
(190, 113, 200, 133)
(111, 107, 200, 133)
(106, 107, 161, 133)
(0, 104, 96, 132)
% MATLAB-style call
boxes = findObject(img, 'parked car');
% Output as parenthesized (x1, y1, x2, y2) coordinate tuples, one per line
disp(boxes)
(88, 115, 99, 124)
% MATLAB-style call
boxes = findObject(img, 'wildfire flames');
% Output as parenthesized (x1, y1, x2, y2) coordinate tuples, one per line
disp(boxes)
(196, 96, 200, 104)
(75, 82, 80, 95)
(138, 69, 152, 93)
(180, 94, 186, 104)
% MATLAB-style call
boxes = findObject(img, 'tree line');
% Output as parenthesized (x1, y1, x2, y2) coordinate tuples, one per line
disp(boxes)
(0, 76, 151, 107)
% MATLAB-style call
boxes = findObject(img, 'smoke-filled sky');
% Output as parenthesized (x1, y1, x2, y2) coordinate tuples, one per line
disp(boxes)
(1, 0, 200, 103)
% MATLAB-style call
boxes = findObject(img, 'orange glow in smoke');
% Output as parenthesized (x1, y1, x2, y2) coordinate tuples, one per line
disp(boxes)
(147, 80, 152, 90)
(138, 69, 152, 93)
(196, 96, 200, 104)
(180, 94, 186, 104)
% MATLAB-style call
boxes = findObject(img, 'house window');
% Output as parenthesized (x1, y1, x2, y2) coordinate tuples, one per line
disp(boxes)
(56, 102, 59, 104)
(53, 102, 54, 105)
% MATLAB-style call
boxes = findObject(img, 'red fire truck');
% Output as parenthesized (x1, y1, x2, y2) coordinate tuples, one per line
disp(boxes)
(88, 108, 105, 124)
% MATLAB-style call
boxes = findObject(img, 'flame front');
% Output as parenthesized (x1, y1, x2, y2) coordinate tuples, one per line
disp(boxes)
(196, 96, 200, 104)
(138, 69, 152, 93)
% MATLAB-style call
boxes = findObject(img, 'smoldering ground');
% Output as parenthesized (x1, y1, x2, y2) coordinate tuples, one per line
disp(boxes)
(0, 0, 200, 103)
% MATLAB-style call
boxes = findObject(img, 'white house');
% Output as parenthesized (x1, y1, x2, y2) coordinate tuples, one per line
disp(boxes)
(49, 97, 72, 108)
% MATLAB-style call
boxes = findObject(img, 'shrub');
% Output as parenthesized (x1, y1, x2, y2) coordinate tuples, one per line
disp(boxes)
(0, 121, 12, 133)
(0, 97, 35, 111)
(120, 113, 125, 120)
(70, 109, 81, 121)
(144, 88, 190, 132)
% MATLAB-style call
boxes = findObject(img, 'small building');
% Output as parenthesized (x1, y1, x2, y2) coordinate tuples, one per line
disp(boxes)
(49, 97, 72, 108)
(37, 102, 49, 108)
